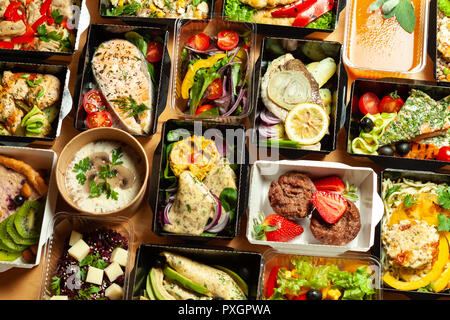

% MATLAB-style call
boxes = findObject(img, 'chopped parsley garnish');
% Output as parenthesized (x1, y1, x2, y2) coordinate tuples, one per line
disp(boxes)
(437, 213, 450, 232)
(98, 164, 118, 180)
(77, 286, 101, 300)
(403, 194, 417, 208)
(51, 276, 61, 295)
(385, 185, 401, 199)
(112, 97, 150, 117)
(89, 180, 119, 200)
(37, 24, 62, 42)
(73, 157, 90, 185)
(437, 186, 450, 209)
(51, 9, 65, 24)
(111, 147, 124, 165)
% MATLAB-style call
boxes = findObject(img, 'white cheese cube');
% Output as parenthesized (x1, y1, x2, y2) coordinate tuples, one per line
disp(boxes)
(67, 239, 90, 262)
(105, 283, 123, 300)
(69, 230, 83, 246)
(111, 247, 128, 267)
(50, 295, 68, 300)
(86, 266, 104, 286)
(104, 262, 123, 282)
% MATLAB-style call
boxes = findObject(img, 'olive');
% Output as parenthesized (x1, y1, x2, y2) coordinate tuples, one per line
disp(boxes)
(359, 117, 374, 133)
(213, 297, 224, 300)
(152, 256, 166, 268)
(378, 145, 395, 156)
(13, 195, 25, 206)
(396, 142, 411, 156)
(306, 289, 322, 300)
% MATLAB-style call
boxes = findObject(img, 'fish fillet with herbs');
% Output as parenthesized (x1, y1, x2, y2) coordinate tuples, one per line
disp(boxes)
(92, 39, 154, 135)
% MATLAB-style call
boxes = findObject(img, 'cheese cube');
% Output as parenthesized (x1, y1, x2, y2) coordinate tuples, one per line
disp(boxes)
(50, 295, 68, 300)
(69, 230, 83, 246)
(104, 262, 123, 282)
(105, 283, 123, 300)
(86, 266, 104, 286)
(67, 239, 90, 262)
(111, 247, 128, 267)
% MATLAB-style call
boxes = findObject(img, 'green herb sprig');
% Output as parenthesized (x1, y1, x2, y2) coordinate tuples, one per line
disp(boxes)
(73, 157, 90, 185)
(369, 0, 416, 33)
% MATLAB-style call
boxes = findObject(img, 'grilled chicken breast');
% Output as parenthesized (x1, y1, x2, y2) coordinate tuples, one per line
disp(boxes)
(92, 39, 154, 135)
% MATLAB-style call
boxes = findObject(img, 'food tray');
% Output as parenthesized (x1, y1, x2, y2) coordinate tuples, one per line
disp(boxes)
(72, 23, 171, 138)
(0, 59, 72, 146)
(38, 212, 135, 300)
(128, 243, 263, 300)
(246, 160, 383, 256)
(375, 169, 450, 299)
(429, 0, 450, 86)
(221, 0, 347, 37)
(149, 119, 250, 242)
(0, 146, 58, 273)
(345, 77, 450, 171)
(249, 36, 348, 159)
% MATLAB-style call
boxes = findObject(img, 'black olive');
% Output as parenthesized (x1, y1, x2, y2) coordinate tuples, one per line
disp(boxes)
(13, 195, 25, 206)
(306, 289, 322, 300)
(213, 297, 224, 300)
(359, 117, 374, 133)
(378, 145, 395, 156)
(396, 142, 411, 156)
(152, 256, 166, 268)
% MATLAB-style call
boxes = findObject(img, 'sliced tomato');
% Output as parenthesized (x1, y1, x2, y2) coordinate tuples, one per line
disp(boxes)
(206, 78, 223, 100)
(83, 90, 105, 114)
(358, 92, 380, 115)
(146, 41, 163, 63)
(217, 30, 239, 51)
(186, 33, 210, 51)
(195, 104, 215, 115)
(437, 146, 450, 162)
(86, 111, 113, 129)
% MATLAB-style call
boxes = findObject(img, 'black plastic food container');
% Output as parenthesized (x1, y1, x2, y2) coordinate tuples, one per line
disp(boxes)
(72, 23, 171, 138)
(221, 0, 346, 38)
(149, 119, 250, 242)
(374, 169, 450, 299)
(250, 36, 348, 159)
(128, 243, 264, 300)
(345, 77, 450, 171)
(0, 59, 71, 146)
(98, 0, 215, 26)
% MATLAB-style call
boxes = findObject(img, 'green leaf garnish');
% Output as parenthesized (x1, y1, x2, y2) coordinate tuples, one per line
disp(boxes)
(437, 213, 450, 232)
(111, 147, 124, 165)
(384, 185, 401, 199)
(437, 186, 450, 209)
(403, 194, 417, 208)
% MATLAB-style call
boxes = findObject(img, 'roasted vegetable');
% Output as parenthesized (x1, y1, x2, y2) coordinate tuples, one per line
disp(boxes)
(402, 143, 439, 160)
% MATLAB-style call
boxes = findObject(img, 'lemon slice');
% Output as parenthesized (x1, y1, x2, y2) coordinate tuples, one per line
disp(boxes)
(284, 103, 329, 145)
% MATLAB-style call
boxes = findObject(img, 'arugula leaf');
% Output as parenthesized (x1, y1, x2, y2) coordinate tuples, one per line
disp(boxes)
(384, 185, 401, 199)
(437, 213, 450, 232)
(437, 186, 450, 209)
(105, 1, 142, 16)
(403, 194, 417, 208)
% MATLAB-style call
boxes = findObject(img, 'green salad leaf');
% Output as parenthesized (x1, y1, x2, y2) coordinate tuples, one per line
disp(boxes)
(329, 266, 376, 300)
(224, 0, 255, 22)
(306, 11, 336, 30)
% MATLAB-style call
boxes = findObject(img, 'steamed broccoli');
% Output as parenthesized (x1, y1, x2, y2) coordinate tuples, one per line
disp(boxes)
(439, 0, 450, 17)
(306, 11, 336, 30)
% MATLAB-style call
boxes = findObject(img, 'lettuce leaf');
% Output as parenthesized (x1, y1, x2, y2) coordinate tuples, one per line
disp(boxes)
(224, 0, 255, 22)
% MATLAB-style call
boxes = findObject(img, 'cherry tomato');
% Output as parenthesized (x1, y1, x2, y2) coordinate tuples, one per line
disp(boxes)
(217, 30, 239, 51)
(437, 146, 450, 162)
(291, 294, 307, 300)
(146, 41, 163, 63)
(195, 104, 215, 115)
(379, 91, 404, 113)
(186, 33, 210, 51)
(83, 90, 105, 114)
(206, 78, 223, 100)
(358, 92, 380, 115)
(86, 111, 113, 129)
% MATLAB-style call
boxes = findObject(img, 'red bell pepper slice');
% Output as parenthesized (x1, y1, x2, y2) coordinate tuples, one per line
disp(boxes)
(291, 294, 307, 300)
(11, 25, 35, 45)
(292, 0, 334, 27)
(265, 267, 281, 299)
(271, 0, 317, 18)
(0, 41, 14, 50)
(40, 0, 53, 16)
(4, 1, 23, 22)
(32, 15, 48, 32)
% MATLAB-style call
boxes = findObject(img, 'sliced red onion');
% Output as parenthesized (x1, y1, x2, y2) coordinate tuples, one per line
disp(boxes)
(206, 211, 230, 234)
(223, 88, 246, 117)
(258, 124, 279, 139)
(204, 192, 222, 231)
(260, 109, 281, 126)
(163, 201, 173, 225)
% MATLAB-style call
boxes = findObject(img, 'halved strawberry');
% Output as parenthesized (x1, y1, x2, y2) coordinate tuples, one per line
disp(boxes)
(253, 214, 304, 242)
(313, 176, 346, 193)
(311, 191, 347, 224)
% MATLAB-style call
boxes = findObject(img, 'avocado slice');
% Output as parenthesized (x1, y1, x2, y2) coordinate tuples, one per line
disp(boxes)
(214, 265, 249, 297)
(149, 268, 176, 300)
(146, 271, 156, 300)
(163, 266, 209, 296)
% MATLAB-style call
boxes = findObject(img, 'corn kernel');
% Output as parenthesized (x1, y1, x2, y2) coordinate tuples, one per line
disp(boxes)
(119, 0, 124, 6)
(156, 10, 165, 17)
(326, 288, 341, 300)
(150, 5, 157, 12)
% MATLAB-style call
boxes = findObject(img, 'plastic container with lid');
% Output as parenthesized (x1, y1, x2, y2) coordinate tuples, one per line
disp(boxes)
(261, 249, 383, 300)
(38, 212, 135, 300)
(171, 15, 256, 121)
(343, 0, 429, 78)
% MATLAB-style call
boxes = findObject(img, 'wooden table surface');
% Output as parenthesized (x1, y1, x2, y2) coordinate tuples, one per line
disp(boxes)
(0, 0, 447, 300)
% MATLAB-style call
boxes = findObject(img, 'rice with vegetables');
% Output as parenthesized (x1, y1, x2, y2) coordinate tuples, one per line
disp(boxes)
(437, 0, 450, 81)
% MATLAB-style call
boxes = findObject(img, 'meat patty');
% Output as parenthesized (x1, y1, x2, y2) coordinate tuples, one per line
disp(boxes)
(310, 200, 361, 246)
(268, 171, 317, 221)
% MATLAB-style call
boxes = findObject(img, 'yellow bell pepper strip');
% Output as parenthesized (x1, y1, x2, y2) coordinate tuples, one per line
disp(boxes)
(433, 262, 450, 292)
(383, 235, 449, 291)
(181, 53, 226, 99)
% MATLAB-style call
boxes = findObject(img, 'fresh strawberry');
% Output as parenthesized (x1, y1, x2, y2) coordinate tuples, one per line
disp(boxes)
(253, 214, 304, 242)
(311, 191, 347, 224)
(313, 176, 346, 193)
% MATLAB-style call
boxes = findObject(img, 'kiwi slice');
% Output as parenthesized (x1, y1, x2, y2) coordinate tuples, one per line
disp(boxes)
(0, 217, 28, 252)
(6, 213, 38, 246)
(14, 201, 43, 239)
(0, 249, 21, 262)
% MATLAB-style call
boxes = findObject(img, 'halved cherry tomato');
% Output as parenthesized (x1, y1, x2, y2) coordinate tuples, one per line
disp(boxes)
(146, 41, 163, 63)
(186, 33, 210, 51)
(437, 146, 450, 162)
(86, 111, 113, 129)
(83, 90, 105, 114)
(206, 78, 223, 100)
(195, 104, 215, 115)
(358, 92, 380, 115)
(217, 30, 239, 51)
(379, 91, 404, 113)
